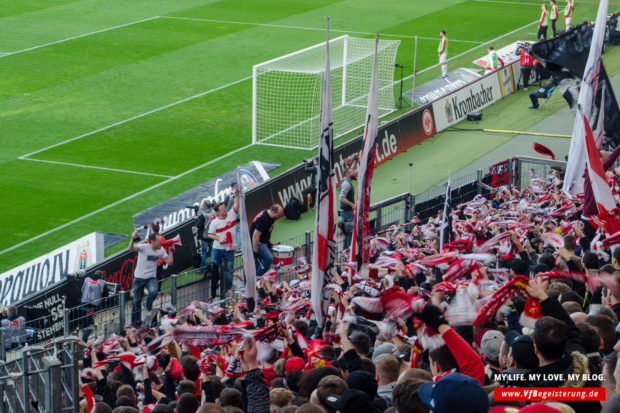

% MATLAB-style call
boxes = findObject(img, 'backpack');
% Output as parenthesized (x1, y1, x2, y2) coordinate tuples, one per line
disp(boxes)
(284, 197, 307, 220)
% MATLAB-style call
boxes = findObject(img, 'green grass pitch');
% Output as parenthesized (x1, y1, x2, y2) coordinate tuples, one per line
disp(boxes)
(0, 0, 615, 272)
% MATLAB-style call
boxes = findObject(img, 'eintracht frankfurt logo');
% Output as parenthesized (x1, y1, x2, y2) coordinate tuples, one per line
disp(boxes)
(422, 109, 434, 136)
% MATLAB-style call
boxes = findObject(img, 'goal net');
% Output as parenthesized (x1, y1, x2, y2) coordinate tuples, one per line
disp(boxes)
(252, 35, 401, 149)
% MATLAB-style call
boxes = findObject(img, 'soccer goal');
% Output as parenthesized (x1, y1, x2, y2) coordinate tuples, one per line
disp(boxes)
(252, 35, 401, 150)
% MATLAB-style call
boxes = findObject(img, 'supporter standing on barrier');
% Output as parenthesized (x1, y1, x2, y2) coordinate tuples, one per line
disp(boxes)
(129, 231, 174, 325)
(196, 199, 215, 273)
(208, 192, 239, 295)
(339, 167, 356, 250)
(564, 0, 574, 30)
(438, 30, 448, 79)
(550, 0, 559, 37)
(516, 42, 534, 89)
(225, 182, 242, 249)
(538, 4, 549, 40)
(251, 204, 284, 277)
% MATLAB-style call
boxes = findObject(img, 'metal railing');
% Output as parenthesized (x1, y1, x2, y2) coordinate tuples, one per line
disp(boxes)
(0, 336, 81, 413)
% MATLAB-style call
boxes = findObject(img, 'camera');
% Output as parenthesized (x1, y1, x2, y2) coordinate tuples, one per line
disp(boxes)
(186, 205, 200, 214)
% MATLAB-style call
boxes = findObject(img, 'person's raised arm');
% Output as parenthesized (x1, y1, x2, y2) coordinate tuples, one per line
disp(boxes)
(128, 231, 140, 252)
(418, 304, 485, 385)
(164, 249, 173, 266)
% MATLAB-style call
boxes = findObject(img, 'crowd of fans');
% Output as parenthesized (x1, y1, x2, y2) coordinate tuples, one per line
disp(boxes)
(65, 153, 620, 413)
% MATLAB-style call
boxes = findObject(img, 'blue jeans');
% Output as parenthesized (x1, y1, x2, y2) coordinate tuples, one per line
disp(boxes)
(200, 240, 212, 273)
(131, 277, 158, 323)
(341, 210, 354, 250)
(255, 243, 273, 277)
(211, 248, 234, 291)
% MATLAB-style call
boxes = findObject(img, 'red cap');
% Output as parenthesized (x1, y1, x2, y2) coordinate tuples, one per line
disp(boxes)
(285, 357, 306, 375)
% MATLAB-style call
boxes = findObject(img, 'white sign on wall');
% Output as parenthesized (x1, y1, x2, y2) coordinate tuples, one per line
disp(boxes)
(432, 73, 503, 132)
(0, 232, 103, 306)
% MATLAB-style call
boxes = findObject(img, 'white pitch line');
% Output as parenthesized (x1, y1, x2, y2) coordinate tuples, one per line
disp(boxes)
(0, 16, 160, 59)
(19, 75, 253, 159)
(21, 157, 173, 178)
(159, 16, 484, 44)
(470, 0, 543, 5)
(403, 19, 538, 83)
(0, 143, 254, 257)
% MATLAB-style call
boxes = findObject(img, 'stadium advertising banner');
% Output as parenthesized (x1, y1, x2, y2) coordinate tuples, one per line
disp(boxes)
(244, 104, 437, 221)
(85, 218, 199, 291)
(405, 68, 481, 106)
(132, 161, 278, 234)
(0, 232, 103, 306)
(497, 63, 517, 97)
(432, 73, 503, 132)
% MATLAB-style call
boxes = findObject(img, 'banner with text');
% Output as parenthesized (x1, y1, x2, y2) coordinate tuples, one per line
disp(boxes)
(133, 161, 278, 234)
(0, 232, 103, 306)
(432, 73, 503, 132)
(244, 104, 436, 222)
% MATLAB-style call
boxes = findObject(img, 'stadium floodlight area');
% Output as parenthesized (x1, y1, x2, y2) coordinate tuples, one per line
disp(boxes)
(252, 35, 401, 150)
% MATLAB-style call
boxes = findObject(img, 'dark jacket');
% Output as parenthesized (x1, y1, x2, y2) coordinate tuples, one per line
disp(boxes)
(242, 368, 270, 413)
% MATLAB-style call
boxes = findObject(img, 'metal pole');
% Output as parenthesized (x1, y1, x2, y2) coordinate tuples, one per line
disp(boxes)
(171, 274, 178, 308)
(21, 349, 28, 413)
(220, 261, 226, 299)
(42, 356, 62, 413)
(63, 306, 70, 338)
(305, 231, 311, 258)
(118, 290, 127, 334)
(408, 162, 413, 194)
(411, 36, 418, 109)
(477, 169, 483, 194)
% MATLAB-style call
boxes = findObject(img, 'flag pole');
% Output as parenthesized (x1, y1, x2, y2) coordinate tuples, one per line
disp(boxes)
(411, 35, 418, 109)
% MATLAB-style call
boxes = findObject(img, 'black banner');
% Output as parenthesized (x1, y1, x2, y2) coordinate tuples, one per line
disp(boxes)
(133, 161, 278, 236)
(244, 104, 436, 221)
(86, 218, 199, 291)
(530, 23, 620, 147)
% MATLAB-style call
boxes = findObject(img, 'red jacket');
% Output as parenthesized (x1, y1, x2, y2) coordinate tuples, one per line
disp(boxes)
(261, 367, 276, 387)
(442, 328, 485, 385)
(520, 50, 534, 67)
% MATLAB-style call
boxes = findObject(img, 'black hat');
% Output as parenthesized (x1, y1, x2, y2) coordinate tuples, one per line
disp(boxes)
(324, 389, 373, 413)
(505, 331, 539, 370)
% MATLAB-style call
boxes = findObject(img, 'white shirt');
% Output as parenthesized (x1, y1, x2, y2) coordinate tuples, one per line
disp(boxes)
(208, 208, 238, 250)
(134, 244, 168, 279)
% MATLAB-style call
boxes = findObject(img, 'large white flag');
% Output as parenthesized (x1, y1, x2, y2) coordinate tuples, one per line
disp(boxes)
(351, 34, 380, 269)
(311, 18, 337, 328)
(563, 0, 609, 195)
(237, 167, 256, 302)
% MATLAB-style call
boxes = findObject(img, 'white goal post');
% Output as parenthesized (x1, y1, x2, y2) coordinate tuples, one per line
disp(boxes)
(252, 35, 401, 150)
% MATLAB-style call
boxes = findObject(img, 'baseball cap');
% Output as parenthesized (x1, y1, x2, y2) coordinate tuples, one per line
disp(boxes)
(481, 330, 504, 361)
(324, 389, 373, 413)
(505, 331, 539, 370)
(418, 372, 489, 413)
(372, 342, 398, 360)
